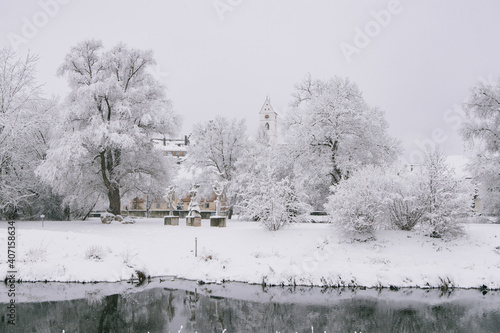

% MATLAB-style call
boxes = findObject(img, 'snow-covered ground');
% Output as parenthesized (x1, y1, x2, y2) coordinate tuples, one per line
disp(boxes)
(1, 218, 500, 289)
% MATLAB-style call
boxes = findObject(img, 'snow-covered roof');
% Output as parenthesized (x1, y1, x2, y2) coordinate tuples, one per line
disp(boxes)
(151, 135, 189, 152)
(153, 140, 187, 152)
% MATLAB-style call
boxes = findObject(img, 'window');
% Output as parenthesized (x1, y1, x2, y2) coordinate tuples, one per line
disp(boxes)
(265, 122, 269, 130)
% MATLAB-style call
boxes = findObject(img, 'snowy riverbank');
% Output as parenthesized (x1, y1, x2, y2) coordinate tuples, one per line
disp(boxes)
(1, 218, 499, 289)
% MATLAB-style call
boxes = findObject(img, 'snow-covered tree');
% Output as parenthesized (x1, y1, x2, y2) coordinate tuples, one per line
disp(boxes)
(461, 77, 500, 218)
(186, 116, 248, 218)
(0, 48, 64, 219)
(37, 40, 180, 216)
(236, 140, 311, 230)
(419, 149, 472, 237)
(283, 74, 400, 209)
(241, 176, 306, 231)
(325, 165, 390, 234)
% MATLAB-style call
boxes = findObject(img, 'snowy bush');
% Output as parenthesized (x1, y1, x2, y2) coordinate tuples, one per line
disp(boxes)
(85, 245, 106, 261)
(100, 212, 115, 224)
(388, 194, 425, 231)
(386, 171, 426, 231)
(120, 247, 138, 267)
(240, 176, 310, 231)
(467, 214, 491, 224)
(121, 216, 135, 224)
(325, 152, 473, 237)
(325, 165, 389, 234)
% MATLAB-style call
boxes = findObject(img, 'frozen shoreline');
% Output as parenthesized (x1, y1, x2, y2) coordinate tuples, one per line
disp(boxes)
(2, 277, 500, 305)
(1, 218, 499, 290)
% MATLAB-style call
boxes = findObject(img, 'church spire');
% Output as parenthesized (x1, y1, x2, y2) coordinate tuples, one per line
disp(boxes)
(259, 96, 278, 145)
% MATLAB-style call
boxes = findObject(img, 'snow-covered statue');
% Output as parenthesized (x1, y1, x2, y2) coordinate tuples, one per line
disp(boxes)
(164, 186, 176, 216)
(187, 184, 201, 218)
(212, 182, 225, 217)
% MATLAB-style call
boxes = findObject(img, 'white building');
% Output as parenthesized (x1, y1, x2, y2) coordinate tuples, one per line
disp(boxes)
(259, 96, 278, 145)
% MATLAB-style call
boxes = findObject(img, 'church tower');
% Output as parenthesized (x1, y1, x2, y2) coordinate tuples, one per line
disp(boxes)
(259, 96, 278, 145)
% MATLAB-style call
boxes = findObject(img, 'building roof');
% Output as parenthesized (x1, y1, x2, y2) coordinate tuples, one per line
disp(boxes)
(152, 135, 189, 152)
(259, 96, 278, 115)
(153, 140, 187, 152)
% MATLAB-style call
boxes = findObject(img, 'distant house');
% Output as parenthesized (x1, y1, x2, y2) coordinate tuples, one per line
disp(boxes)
(152, 135, 190, 159)
(125, 192, 218, 218)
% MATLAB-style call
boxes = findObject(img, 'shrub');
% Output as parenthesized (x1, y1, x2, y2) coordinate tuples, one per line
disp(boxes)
(120, 247, 138, 267)
(241, 177, 310, 231)
(386, 171, 426, 231)
(100, 212, 115, 224)
(85, 245, 105, 261)
(325, 165, 389, 234)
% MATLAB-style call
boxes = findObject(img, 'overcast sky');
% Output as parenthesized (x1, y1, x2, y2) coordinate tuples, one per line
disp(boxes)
(2, 0, 500, 162)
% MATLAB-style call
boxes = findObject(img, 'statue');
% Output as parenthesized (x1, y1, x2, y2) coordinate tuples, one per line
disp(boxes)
(187, 184, 201, 218)
(210, 181, 227, 227)
(164, 186, 176, 216)
(212, 182, 224, 217)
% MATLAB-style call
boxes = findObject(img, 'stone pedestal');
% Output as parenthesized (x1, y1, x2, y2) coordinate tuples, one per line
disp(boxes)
(164, 216, 179, 226)
(210, 216, 226, 227)
(186, 216, 201, 227)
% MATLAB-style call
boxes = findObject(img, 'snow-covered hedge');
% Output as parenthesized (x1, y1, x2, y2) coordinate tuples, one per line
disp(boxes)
(325, 150, 473, 237)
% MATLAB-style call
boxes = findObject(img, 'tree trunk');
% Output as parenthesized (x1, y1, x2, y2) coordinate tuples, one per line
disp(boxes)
(100, 150, 121, 216)
(330, 140, 342, 185)
(108, 186, 121, 216)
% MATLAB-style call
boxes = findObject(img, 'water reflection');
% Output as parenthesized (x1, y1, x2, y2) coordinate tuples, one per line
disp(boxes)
(1, 280, 499, 332)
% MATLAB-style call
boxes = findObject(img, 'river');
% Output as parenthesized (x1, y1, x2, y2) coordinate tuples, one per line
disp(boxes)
(1, 279, 499, 332)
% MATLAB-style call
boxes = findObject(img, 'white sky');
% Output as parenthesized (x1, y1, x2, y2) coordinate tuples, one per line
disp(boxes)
(2, 0, 500, 161)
